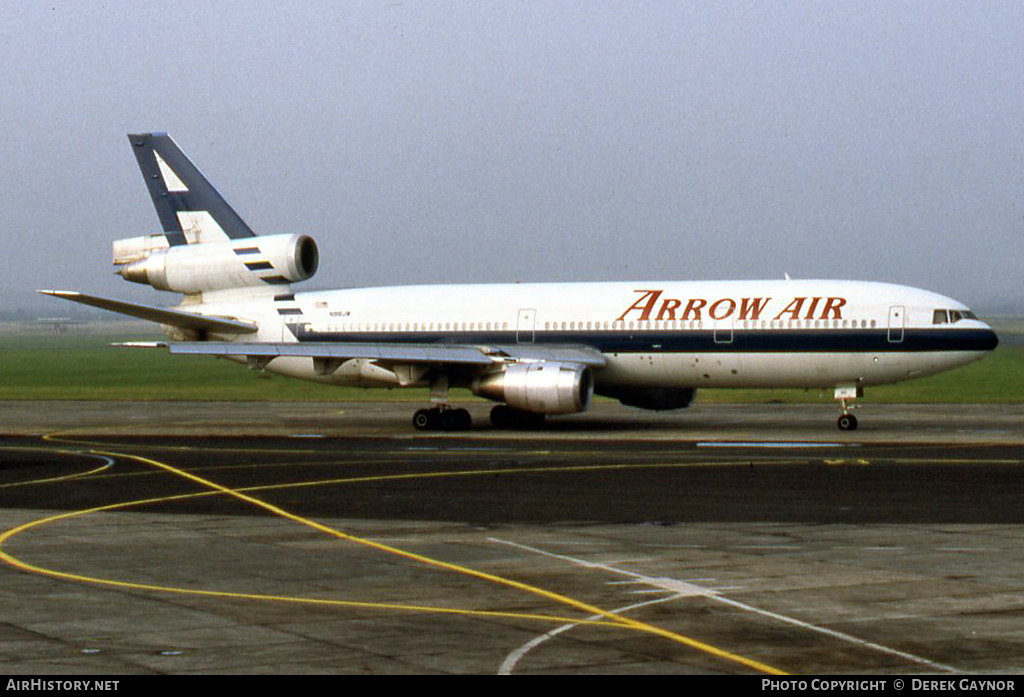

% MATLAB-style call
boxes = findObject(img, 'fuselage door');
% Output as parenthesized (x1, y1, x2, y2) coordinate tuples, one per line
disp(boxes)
(713, 317, 734, 345)
(516, 308, 536, 344)
(887, 305, 905, 343)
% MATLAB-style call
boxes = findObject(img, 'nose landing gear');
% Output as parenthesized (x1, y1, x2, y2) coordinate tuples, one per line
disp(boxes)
(835, 384, 863, 431)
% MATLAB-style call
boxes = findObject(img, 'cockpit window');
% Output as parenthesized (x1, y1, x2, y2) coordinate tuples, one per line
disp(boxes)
(933, 309, 978, 324)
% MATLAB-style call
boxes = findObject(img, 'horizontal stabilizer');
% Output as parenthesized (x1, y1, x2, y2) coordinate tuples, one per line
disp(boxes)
(112, 341, 168, 348)
(39, 290, 258, 334)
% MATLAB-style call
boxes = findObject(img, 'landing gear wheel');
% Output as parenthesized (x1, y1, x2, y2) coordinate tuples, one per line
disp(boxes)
(837, 413, 858, 431)
(453, 408, 472, 430)
(413, 407, 472, 431)
(413, 409, 435, 431)
(439, 409, 460, 430)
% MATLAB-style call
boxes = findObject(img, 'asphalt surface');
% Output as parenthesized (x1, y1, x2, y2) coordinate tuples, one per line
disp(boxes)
(1, 402, 1023, 674)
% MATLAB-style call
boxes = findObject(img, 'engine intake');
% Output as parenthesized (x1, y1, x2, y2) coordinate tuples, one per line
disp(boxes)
(116, 233, 318, 293)
(472, 361, 593, 415)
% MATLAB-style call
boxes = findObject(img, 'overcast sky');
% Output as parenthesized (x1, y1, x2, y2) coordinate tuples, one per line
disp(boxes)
(2, 1, 1022, 313)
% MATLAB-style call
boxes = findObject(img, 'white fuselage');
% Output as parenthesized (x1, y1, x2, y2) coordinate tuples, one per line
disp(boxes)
(190, 279, 998, 392)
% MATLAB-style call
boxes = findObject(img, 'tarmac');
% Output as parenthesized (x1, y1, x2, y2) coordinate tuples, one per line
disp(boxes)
(1, 400, 1022, 442)
(1, 401, 1023, 675)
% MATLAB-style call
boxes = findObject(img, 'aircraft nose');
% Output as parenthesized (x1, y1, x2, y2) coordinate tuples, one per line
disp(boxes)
(983, 326, 999, 351)
(971, 319, 1000, 351)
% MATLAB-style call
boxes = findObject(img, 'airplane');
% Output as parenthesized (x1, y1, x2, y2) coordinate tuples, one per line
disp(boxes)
(43, 133, 999, 432)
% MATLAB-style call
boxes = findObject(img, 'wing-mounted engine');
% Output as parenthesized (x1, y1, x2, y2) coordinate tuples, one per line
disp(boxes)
(113, 233, 319, 293)
(472, 361, 593, 414)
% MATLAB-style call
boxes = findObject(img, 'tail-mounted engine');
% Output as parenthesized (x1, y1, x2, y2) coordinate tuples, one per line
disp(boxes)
(472, 361, 593, 415)
(112, 233, 319, 293)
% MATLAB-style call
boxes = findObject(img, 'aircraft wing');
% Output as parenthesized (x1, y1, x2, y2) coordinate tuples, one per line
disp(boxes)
(164, 342, 608, 367)
(479, 344, 608, 367)
(39, 290, 259, 335)
(168, 341, 495, 365)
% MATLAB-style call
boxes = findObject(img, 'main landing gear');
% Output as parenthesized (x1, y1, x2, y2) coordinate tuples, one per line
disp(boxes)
(412, 407, 472, 431)
(412, 374, 473, 431)
(410, 405, 549, 431)
(835, 384, 863, 431)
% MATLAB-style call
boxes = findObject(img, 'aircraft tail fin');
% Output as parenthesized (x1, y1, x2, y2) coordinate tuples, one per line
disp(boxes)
(127, 133, 256, 246)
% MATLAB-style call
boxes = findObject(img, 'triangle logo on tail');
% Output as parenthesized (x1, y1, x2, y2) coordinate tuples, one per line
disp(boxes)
(154, 151, 189, 193)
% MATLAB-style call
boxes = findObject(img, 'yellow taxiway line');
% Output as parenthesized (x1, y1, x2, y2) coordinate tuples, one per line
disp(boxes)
(1, 445, 788, 675)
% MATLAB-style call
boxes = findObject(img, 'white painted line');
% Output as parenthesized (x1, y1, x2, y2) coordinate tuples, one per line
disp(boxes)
(490, 538, 726, 598)
(937, 547, 992, 552)
(490, 537, 960, 674)
(498, 594, 683, 675)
